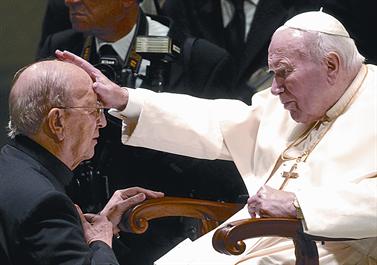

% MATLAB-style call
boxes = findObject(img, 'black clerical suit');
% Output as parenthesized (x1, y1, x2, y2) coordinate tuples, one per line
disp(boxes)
(0, 135, 119, 265)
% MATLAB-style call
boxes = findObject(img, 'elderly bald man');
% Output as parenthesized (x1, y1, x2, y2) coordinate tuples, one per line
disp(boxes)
(0, 60, 163, 265)
(57, 10, 377, 265)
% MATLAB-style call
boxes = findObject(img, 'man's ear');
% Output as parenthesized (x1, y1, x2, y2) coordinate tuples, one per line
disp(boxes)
(325, 52, 340, 85)
(46, 108, 65, 141)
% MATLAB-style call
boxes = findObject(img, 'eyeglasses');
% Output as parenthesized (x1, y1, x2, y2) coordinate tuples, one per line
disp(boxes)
(54, 105, 106, 118)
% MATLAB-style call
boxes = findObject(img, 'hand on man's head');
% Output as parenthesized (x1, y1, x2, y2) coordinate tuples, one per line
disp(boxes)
(55, 49, 129, 111)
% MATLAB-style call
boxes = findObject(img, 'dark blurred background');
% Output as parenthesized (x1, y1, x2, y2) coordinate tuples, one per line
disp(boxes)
(0, 1, 45, 148)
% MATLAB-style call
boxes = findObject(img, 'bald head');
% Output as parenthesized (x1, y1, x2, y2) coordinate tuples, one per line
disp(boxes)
(8, 60, 92, 138)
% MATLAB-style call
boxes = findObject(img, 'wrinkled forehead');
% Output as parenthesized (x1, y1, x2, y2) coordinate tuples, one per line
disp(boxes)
(268, 28, 309, 67)
(65, 64, 97, 104)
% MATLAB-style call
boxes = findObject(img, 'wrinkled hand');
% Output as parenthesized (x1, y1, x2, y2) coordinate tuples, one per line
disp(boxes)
(55, 49, 128, 110)
(247, 185, 296, 218)
(75, 205, 113, 247)
(100, 187, 164, 235)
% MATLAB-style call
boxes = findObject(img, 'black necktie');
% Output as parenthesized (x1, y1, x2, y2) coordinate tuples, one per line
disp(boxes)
(99, 44, 118, 58)
(225, 0, 245, 59)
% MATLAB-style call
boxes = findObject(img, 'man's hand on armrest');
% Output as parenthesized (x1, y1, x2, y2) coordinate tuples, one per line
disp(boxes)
(100, 187, 164, 235)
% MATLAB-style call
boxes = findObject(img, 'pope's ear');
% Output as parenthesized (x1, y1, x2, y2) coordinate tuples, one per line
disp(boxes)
(325, 52, 340, 85)
(46, 108, 65, 141)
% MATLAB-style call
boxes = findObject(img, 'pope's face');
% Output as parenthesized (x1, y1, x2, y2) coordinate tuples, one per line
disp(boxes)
(268, 28, 331, 124)
(64, 0, 127, 34)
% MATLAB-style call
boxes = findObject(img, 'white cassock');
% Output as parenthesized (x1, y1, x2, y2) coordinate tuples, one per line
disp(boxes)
(109, 64, 377, 264)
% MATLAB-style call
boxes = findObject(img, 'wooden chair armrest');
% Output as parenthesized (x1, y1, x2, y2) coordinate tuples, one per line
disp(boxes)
(212, 218, 303, 255)
(120, 196, 244, 236)
(212, 218, 356, 265)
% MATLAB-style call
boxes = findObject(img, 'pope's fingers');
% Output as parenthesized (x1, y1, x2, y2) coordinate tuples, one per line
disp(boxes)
(256, 189, 266, 200)
(249, 212, 257, 218)
(247, 204, 259, 217)
(55, 50, 102, 78)
(247, 194, 258, 204)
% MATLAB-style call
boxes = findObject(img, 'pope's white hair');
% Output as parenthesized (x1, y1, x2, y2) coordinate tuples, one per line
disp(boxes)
(305, 30, 365, 72)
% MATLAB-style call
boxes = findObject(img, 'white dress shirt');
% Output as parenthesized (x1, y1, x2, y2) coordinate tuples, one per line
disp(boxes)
(221, 0, 259, 41)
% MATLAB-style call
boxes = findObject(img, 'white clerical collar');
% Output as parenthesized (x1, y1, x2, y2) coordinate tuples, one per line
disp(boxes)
(325, 64, 367, 121)
(95, 24, 137, 61)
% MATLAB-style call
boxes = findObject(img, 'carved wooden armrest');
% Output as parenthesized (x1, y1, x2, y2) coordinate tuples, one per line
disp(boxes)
(120, 196, 244, 236)
(212, 218, 355, 265)
(212, 218, 304, 255)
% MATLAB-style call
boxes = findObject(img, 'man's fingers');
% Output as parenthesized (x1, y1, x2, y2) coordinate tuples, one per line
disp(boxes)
(116, 187, 164, 199)
(117, 193, 146, 212)
(83, 213, 98, 223)
(75, 204, 90, 226)
(124, 193, 146, 207)
(145, 190, 165, 199)
(107, 193, 146, 220)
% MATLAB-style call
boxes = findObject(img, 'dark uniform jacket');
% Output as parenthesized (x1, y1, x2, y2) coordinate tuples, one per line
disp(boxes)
(0, 135, 119, 265)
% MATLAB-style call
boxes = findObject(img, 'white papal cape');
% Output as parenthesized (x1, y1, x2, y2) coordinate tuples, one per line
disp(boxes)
(110, 64, 377, 264)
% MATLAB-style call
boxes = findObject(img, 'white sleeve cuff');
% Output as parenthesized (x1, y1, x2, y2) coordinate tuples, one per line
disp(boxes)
(108, 88, 144, 120)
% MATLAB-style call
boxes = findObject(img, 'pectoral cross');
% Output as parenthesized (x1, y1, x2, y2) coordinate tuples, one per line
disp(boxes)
(280, 163, 299, 190)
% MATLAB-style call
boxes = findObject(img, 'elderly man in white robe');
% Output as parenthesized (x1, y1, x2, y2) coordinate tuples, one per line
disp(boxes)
(56, 10, 377, 265)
